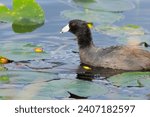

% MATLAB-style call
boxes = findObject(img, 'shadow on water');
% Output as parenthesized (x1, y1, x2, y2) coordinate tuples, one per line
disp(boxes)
(76, 64, 150, 80)
(76, 64, 126, 80)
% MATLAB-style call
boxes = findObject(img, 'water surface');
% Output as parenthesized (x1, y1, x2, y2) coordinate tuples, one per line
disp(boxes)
(0, 0, 150, 99)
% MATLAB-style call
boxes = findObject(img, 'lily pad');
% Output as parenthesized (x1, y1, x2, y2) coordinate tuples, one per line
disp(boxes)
(66, 79, 108, 97)
(0, 75, 10, 83)
(0, 65, 7, 71)
(12, 19, 44, 33)
(73, 0, 135, 12)
(0, 3, 11, 21)
(36, 79, 108, 99)
(62, 9, 123, 24)
(0, 96, 12, 100)
(108, 72, 150, 87)
(122, 24, 140, 29)
(74, 0, 95, 3)
(0, 42, 48, 61)
(0, 0, 45, 33)
(95, 24, 145, 37)
(0, 71, 59, 99)
(23, 43, 39, 47)
(0, 71, 58, 85)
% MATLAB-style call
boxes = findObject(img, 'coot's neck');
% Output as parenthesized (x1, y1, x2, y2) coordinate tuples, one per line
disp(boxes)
(76, 30, 94, 49)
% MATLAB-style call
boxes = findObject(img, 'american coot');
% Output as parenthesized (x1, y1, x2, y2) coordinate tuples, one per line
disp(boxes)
(61, 19, 150, 71)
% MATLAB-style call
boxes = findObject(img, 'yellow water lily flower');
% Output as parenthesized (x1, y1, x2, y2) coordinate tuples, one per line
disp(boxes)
(34, 47, 44, 53)
(0, 57, 9, 64)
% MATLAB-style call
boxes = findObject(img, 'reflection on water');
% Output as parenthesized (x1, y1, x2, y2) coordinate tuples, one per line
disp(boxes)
(0, 0, 150, 99)
(76, 64, 126, 80)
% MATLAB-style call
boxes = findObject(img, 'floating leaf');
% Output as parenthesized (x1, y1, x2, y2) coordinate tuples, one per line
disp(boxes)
(66, 79, 108, 97)
(137, 80, 144, 87)
(95, 24, 145, 37)
(0, 75, 10, 83)
(12, 20, 43, 33)
(0, 3, 11, 21)
(73, 0, 135, 12)
(23, 43, 38, 47)
(0, 96, 12, 100)
(122, 24, 140, 29)
(36, 79, 108, 99)
(108, 72, 150, 87)
(0, 71, 58, 99)
(0, 42, 48, 61)
(0, 0, 45, 33)
(62, 10, 123, 24)
(0, 65, 7, 71)
(74, 0, 95, 3)
(0, 71, 58, 85)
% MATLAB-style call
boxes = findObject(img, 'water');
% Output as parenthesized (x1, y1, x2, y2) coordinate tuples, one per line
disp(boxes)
(0, 0, 150, 99)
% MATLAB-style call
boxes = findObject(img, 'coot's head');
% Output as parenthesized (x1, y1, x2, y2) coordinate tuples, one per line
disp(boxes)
(61, 19, 93, 36)
(61, 19, 94, 48)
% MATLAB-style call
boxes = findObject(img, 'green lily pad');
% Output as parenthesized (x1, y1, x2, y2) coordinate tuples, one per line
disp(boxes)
(0, 42, 48, 61)
(108, 72, 150, 87)
(73, 0, 135, 12)
(0, 96, 12, 100)
(0, 71, 59, 99)
(122, 24, 140, 29)
(0, 75, 10, 83)
(23, 43, 39, 48)
(8, 71, 57, 84)
(0, 0, 45, 33)
(74, 0, 95, 3)
(0, 65, 7, 71)
(95, 24, 145, 37)
(62, 9, 123, 24)
(36, 79, 108, 99)
(12, 19, 44, 33)
(0, 3, 11, 21)
(66, 79, 108, 97)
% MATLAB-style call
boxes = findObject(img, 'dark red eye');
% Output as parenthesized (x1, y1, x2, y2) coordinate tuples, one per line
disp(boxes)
(71, 22, 76, 27)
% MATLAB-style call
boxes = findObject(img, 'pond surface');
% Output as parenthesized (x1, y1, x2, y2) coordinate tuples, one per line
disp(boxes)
(0, 0, 150, 99)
